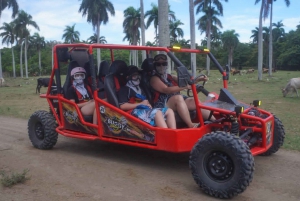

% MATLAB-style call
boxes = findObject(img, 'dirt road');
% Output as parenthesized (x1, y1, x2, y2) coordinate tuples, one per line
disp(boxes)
(0, 116, 300, 201)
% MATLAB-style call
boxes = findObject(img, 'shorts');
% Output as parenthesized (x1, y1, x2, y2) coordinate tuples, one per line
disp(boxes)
(131, 108, 168, 126)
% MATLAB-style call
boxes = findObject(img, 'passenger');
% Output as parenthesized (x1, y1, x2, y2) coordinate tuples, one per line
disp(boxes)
(150, 54, 215, 128)
(66, 67, 97, 124)
(117, 65, 176, 129)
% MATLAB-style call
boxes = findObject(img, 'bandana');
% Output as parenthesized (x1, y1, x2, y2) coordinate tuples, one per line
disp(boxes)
(72, 80, 88, 97)
(126, 79, 142, 94)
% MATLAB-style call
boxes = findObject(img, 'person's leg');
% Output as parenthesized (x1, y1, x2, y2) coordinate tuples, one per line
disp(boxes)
(165, 108, 176, 129)
(81, 102, 95, 116)
(154, 110, 168, 128)
(167, 95, 194, 128)
(185, 97, 215, 121)
(93, 108, 97, 125)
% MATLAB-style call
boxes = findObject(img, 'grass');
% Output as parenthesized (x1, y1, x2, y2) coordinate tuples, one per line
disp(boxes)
(0, 71, 300, 151)
(0, 169, 30, 187)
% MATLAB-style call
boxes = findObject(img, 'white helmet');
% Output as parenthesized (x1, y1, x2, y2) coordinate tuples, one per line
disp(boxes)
(71, 67, 86, 76)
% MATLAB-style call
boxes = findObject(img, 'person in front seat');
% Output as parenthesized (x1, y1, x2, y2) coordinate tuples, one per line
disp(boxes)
(66, 67, 97, 124)
(150, 54, 215, 128)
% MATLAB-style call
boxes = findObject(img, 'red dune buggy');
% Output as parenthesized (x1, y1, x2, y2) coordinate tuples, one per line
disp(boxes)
(28, 43, 285, 199)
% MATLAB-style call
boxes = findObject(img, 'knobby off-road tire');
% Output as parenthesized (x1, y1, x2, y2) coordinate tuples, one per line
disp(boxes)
(189, 131, 254, 199)
(28, 110, 58, 149)
(261, 115, 285, 156)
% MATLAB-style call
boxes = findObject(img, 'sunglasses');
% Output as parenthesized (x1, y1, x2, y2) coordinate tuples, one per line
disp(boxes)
(154, 54, 167, 61)
(155, 62, 168, 67)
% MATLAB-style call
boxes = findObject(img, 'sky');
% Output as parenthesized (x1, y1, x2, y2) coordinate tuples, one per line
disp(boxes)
(1, 0, 300, 48)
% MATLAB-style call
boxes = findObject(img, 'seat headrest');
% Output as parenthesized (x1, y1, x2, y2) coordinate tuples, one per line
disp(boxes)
(109, 60, 128, 75)
(99, 60, 110, 77)
(70, 49, 89, 67)
(141, 58, 154, 72)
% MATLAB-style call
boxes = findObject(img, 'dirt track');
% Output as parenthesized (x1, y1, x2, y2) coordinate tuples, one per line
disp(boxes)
(0, 115, 300, 201)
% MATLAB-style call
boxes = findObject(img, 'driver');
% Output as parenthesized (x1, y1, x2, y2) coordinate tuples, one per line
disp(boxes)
(149, 54, 214, 128)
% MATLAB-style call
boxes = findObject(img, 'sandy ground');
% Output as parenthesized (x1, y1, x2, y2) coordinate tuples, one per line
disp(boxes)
(0, 115, 300, 201)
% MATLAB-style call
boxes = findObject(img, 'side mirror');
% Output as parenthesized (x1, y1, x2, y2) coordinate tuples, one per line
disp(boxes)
(177, 66, 193, 87)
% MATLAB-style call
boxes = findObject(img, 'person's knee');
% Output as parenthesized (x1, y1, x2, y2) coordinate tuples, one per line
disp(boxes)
(166, 108, 174, 116)
(156, 110, 163, 117)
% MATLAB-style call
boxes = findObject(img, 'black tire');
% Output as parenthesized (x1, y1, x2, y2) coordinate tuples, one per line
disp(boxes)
(189, 131, 254, 199)
(260, 115, 285, 156)
(28, 110, 58, 149)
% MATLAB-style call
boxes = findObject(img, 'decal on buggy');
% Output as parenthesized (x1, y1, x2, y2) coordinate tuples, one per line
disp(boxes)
(62, 102, 98, 134)
(99, 105, 155, 143)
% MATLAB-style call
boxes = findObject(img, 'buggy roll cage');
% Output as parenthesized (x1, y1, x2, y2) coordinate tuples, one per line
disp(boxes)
(48, 44, 229, 96)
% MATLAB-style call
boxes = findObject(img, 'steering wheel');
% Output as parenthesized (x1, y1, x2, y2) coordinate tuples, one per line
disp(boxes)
(187, 74, 207, 97)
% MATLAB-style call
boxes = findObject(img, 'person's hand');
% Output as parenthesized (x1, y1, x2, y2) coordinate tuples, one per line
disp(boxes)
(195, 75, 209, 83)
(141, 100, 152, 109)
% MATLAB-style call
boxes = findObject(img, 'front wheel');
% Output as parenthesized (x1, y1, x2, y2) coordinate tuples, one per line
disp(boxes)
(28, 110, 58, 149)
(189, 131, 254, 199)
(261, 115, 285, 156)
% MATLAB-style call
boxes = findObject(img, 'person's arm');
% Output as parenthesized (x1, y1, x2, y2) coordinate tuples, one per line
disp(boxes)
(68, 98, 93, 108)
(120, 100, 151, 111)
(150, 76, 188, 94)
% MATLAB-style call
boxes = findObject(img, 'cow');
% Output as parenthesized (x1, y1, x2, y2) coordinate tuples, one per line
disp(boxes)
(0, 77, 4, 86)
(282, 78, 300, 97)
(263, 68, 269, 73)
(246, 68, 255, 74)
(36, 78, 56, 94)
(232, 69, 241, 76)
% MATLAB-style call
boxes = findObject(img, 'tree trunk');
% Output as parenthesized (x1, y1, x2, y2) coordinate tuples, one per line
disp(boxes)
(140, 0, 146, 61)
(96, 20, 101, 71)
(268, 1, 273, 77)
(39, 49, 41, 76)
(20, 42, 23, 78)
(11, 46, 16, 78)
(25, 38, 28, 78)
(0, 49, 2, 79)
(257, 1, 264, 80)
(206, 18, 211, 76)
(189, 0, 196, 77)
(158, 0, 170, 73)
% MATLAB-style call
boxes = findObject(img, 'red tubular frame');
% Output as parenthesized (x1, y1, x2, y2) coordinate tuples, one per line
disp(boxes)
(40, 43, 273, 155)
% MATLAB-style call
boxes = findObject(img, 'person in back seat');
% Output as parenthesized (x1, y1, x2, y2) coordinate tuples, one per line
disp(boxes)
(66, 67, 97, 124)
(117, 65, 176, 129)
(150, 54, 215, 128)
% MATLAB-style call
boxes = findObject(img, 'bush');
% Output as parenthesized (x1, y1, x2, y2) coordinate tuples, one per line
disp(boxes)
(0, 169, 30, 187)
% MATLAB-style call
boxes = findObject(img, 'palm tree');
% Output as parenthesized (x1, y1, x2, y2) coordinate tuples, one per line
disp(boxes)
(87, 34, 107, 44)
(0, 0, 19, 80)
(158, 0, 171, 73)
(123, 6, 141, 65)
(79, 0, 115, 67)
(145, 3, 175, 45)
(62, 24, 80, 43)
(194, 0, 228, 75)
(0, 22, 16, 78)
(31, 33, 45, 76)
(14, 10, 39, 78)
(196, 7, 222, 52)
(140, 0, 146, 60)
(272, 20, 285, 41)
(250, 27, 259, 43)
(169, 20, 184, 43)
(189, 0, 196, 76)
(221, 30, 239, 69)
(268, 0, 290, 76)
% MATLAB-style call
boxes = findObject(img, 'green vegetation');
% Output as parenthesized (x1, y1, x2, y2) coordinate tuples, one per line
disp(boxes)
(0, 169, 30, 187)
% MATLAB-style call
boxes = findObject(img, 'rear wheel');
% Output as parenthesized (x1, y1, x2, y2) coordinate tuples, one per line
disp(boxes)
(261, 115, 285, 156)
(189, 131, 254, 199)
(28, 110, 58, 149)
